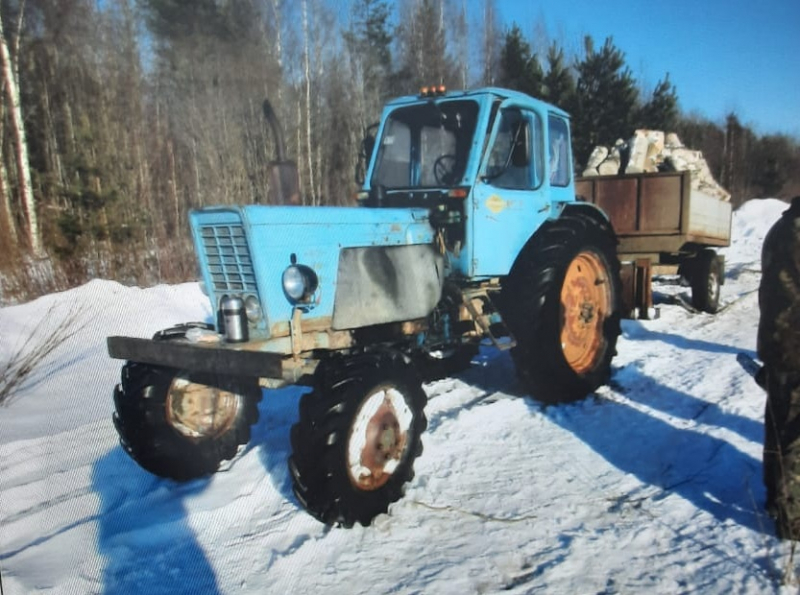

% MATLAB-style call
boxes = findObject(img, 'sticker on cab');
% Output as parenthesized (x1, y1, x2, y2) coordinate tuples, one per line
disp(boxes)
(485, 194, 507, 214)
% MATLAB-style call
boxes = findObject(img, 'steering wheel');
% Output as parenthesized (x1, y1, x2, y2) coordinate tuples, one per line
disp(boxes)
(433, 154, 459, 185)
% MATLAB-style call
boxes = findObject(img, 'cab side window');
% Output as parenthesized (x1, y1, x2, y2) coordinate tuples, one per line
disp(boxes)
(485, 109, 544, 190)
(485, 109, 531, 190)
(548, 115, 570, 187)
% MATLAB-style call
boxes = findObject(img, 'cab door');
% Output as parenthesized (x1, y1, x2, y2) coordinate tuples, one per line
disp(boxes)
(469, 103, 549, 277)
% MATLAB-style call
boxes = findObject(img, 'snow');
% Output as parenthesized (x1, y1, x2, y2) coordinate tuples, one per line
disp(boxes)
(0, 198, 797, 594)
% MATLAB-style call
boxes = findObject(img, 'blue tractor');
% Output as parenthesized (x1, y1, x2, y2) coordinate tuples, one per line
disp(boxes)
(108, 87, 623, 527)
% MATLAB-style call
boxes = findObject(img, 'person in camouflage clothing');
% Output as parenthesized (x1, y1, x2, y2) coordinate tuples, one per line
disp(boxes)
(759, 196, 800, 540)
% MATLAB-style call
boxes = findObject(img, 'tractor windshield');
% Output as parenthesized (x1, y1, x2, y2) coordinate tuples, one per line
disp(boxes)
(371, 99, 480, 189)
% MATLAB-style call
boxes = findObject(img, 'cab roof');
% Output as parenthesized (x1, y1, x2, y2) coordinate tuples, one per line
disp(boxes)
(384, 87, 571, 120)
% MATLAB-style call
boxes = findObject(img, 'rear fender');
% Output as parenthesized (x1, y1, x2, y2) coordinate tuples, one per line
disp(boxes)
(508, 202, 616, 276)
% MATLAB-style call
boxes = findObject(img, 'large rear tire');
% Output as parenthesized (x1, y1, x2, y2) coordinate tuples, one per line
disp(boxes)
(289, 352, 427, 527)
(112, 326, 262, 481)
(500, 209, 622, 404)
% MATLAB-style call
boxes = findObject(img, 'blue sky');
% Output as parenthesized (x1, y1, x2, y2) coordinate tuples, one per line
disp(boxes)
(492, 0, 800, 138)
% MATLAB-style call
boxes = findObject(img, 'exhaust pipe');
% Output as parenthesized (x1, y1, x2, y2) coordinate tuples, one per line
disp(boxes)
(263, 99, 300, 205)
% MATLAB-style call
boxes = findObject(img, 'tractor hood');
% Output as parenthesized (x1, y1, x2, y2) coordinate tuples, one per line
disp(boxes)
(189, 205, 442, 340)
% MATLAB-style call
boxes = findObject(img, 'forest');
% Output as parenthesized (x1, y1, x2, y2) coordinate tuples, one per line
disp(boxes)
(1, 0, 798, 304)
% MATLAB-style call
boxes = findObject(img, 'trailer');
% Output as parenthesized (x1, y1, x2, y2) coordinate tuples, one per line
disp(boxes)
(576, 170, 732, 317)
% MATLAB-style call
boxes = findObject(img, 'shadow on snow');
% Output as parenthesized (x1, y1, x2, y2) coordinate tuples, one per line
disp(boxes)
(92, 449, 221, 594)
(463, 345, 770, 535)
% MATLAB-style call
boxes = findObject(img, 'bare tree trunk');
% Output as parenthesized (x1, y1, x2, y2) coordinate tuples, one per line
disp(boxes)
(168, 138, 180, 234)
(0, 97, 18, 246)
(302, 0, 317, 205)
(0, 6, 42, 256)
(296, 95, 305, 205)
(0, 155, 17, 247)
(268, 0, 284, 107)
(481, 0, 500, 86)
(456, 0, 469, 88)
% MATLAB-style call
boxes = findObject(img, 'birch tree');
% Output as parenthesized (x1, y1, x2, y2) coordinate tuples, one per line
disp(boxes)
(301, 0, 316, 204)
(0, 102, 17, 247)
(478, 0, 501, 86)
(0, 3, 41, 256)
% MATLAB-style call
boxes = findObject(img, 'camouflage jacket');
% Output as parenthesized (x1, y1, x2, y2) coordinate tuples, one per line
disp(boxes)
(758, 197, 800, 374)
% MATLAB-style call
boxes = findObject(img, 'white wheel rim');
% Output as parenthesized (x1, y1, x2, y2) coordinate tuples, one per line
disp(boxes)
(708, 271, 720, 303)
(347, 386, 414, 491)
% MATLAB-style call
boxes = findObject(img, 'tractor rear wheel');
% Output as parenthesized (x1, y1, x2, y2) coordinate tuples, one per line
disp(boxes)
(500, 209, 622, 403)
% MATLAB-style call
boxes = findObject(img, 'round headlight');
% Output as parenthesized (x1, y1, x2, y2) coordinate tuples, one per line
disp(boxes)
(282, 264, 318, 302)
(282, 266, 307, 300)
(244, 295, 262, 321)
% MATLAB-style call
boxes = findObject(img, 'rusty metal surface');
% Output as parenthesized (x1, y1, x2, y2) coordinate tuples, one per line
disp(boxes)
(559, 251, 610, 373)
(640, 175, 682, 232)
(576, 171, 731, 259)
(594, 177, 639, 233)
(166, 376, 240, 439)
(347, 387, 412, 492)
(634, 258, 653, 319)
(618, 260, 654, 320)
(107, 335, 285, 378)
(354, 398, 405, 490)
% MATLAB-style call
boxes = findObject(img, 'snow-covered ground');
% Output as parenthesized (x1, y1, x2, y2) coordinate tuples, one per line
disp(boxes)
(0, 199, 796, 594)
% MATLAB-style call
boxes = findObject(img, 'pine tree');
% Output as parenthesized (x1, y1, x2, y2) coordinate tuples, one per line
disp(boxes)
(344, 0, 394, 116)
(636, 74, 679, 132)
(140, 0, 225, 40)
(498, 24, 542, 98)
(572, 36, 639, 167)
(542, 42, 576, 114)
(752, 135, 793, 197)
(395, 0, 455, 91)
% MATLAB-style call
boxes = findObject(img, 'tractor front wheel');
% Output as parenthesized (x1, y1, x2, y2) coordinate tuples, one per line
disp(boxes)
(289, 352, 427, 527)
(112, 330, 261, 480)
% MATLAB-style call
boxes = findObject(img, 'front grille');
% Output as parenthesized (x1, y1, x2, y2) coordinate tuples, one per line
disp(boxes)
(200, 224, 257, 292)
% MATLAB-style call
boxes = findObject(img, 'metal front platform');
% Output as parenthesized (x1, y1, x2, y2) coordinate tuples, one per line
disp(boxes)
(107, 336, 284, 379)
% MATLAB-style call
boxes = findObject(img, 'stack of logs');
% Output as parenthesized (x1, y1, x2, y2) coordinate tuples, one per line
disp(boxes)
(581, 130, 730, 202)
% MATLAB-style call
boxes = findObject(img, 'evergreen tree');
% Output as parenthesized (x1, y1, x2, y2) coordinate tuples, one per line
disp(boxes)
(498, 24, 542, 98)
(572, 36, 639, 167)
(542, 42, 576, 114)
(344, 0, 394, 116)
(675, 113, 725, 183)
(395, 0, 455, 91)
(721, 112, 756, 204)
(636, 74, 679, 132)
(344, 0, 393, 88)
(752, 135, 793, 197)
(140, 0, 226, 41)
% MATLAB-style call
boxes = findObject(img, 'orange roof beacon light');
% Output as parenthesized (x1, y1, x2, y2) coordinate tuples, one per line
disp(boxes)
(419, 85, 447, 98)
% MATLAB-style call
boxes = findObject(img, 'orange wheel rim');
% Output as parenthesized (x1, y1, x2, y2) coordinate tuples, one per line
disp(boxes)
(560, 251, 611, 374)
